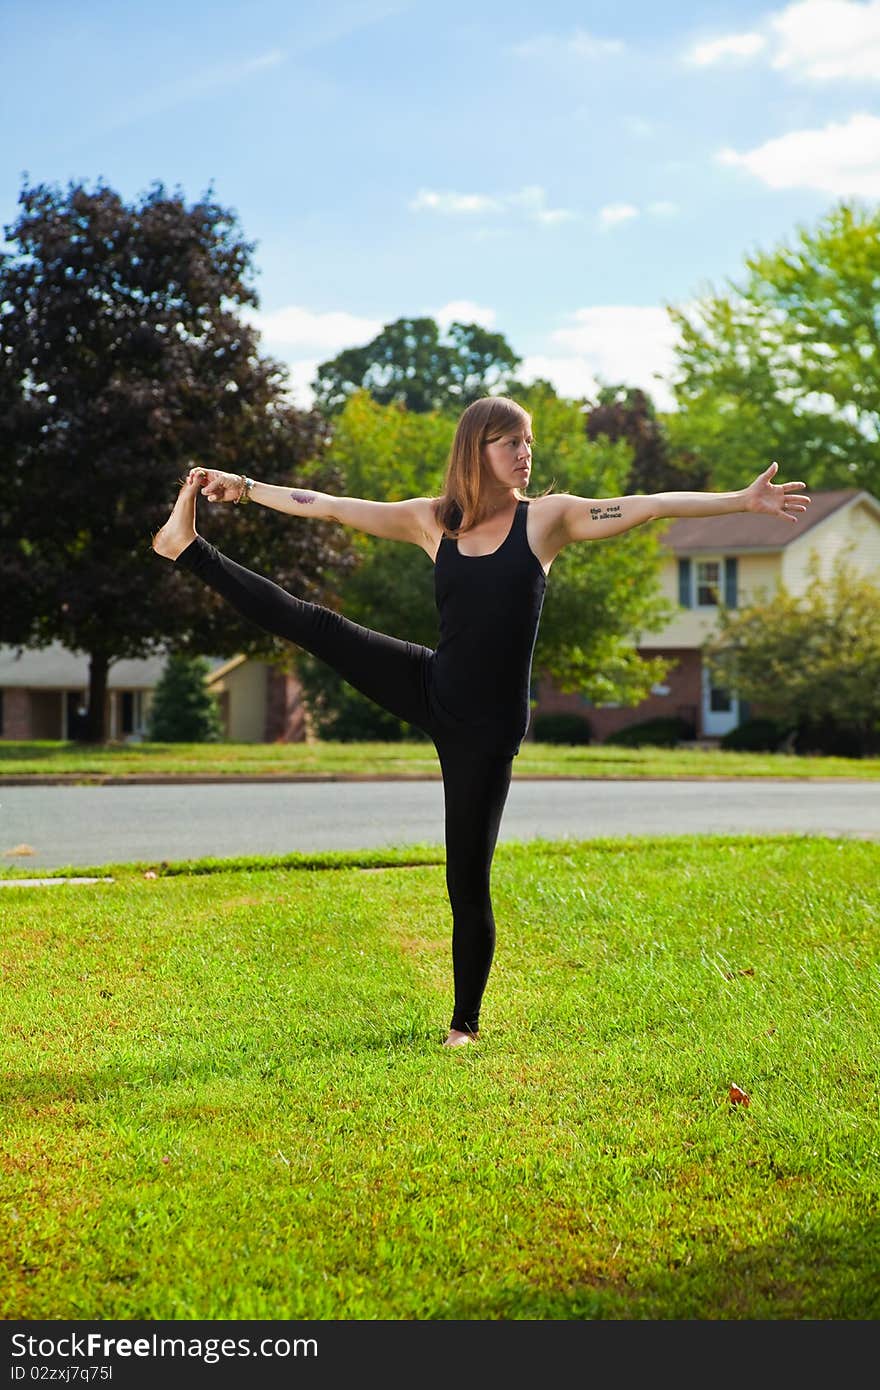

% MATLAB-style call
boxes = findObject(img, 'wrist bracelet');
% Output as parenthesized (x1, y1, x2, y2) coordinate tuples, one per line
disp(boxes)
(235, 475, 255, 504)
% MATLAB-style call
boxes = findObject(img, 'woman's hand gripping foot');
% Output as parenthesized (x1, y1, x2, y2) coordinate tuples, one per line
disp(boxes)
(150, 469, 204, 561)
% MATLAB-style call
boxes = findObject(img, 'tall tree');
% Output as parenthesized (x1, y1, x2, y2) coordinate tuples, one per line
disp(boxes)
(665, 200, 880, 496)
(0, 178, 351, 741)
(311, 316, 521, 417)
(584, 384, 709, 494)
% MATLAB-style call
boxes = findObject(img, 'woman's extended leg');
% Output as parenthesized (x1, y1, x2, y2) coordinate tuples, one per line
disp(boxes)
(152, 477, 433, 731)
(436, 741, 514, 1046)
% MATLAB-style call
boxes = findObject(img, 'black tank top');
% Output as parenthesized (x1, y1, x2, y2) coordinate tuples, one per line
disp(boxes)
(430, 498, 547, 756)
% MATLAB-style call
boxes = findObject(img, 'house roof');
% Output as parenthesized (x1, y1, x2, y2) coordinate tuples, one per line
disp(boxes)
(657, 489, 875, 553)
(205, 653, 248, 685)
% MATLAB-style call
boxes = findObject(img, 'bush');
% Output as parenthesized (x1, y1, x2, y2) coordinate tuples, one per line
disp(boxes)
(793, 718, 879, 759)
(531, 712, 592, 745)
(146, 653, 223, 742)
(603, 716, 696, 747)
(720, 717, 786, 752)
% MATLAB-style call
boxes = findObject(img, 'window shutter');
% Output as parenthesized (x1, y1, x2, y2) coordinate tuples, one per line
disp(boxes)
(724, 556, 738, 608)
(678, 558, 692, 608)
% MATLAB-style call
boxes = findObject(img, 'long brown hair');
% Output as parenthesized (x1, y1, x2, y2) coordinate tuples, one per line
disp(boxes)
(433, 396, 549, 536)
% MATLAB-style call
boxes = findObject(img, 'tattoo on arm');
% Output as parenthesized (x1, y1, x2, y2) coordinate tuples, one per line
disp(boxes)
(590, 504, 623, 522)
(290, 491, 316, 505)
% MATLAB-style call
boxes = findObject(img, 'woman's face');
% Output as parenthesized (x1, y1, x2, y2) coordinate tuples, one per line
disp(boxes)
(482, 420, 533, 493)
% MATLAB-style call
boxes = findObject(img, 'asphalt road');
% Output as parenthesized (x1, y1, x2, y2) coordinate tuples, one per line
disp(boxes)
(1, 778, 878, 870)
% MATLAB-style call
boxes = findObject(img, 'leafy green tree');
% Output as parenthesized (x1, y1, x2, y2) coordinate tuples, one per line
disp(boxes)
(665, 201, 880, 496)
(516, 383, 675, 703)
(146, 653, 223, 742)
(704, 550, 880, 756)
(311, 317, 521, 417)
(0, 177, 350, 742)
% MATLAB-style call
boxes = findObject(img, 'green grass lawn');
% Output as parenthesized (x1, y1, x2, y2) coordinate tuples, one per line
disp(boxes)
(2, 833, 878, 1319)
(2, 738, 879, 779)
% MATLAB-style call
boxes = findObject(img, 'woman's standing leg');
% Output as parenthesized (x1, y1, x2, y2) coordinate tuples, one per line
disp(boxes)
(436, 741, 514, 1044)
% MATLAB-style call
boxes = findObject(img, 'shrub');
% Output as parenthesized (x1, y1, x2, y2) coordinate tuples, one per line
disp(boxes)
(146, 653, 223, 742)
(720, 717, 786, 752)
(531, 713, 592, 745)
(793, 717, 879, 759)
(603, 716, 696, 747)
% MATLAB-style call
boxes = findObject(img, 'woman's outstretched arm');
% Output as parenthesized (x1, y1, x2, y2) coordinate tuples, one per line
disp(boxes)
(185, 467, 438, 549)
(550, 461, 811, 547)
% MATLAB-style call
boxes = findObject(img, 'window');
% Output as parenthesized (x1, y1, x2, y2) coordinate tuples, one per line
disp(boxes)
(709, 684, 733, 713)
(679, 557, 738, 609)
(119, 690, 144, 736)
(696, 560, 721, 606)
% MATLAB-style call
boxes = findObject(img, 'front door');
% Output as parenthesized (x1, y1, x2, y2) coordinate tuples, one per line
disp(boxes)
(701, 662, 739, 737)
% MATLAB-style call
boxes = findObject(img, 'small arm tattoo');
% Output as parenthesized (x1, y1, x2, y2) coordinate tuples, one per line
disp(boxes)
(590, 504, 623, 522)
(290, 490, 316, 505)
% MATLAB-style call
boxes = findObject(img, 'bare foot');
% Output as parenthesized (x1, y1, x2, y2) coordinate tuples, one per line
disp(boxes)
(442, 1029, 479, 1048)
(151, 472, 202, 561)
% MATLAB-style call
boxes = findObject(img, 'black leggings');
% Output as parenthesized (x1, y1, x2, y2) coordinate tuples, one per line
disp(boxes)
(175, 536, 513, 1035)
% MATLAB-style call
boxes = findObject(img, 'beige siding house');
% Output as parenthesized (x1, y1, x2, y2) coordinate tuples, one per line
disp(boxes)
(534, 488, 880, 743)
(205, 655, 308, 743)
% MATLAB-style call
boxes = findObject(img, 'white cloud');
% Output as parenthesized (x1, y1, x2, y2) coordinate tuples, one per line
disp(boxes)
(507, 28, 625, 60)
(411, 184, 576, 225)
(246, 305, 383, 351)
(430, 301, 498, 331)
(683, 1, 880, 80)
(535, 306, 681, 411)
(770, 0, 880, 80)
(281, 360, 322, 409)
(242, 305, 385, 410)
(245, 301, 503, 410)
(599, 203, 639, 229)
(685, 31, 767, 65)
(410, 190, 503, 215)
(717, 111, 880, 194)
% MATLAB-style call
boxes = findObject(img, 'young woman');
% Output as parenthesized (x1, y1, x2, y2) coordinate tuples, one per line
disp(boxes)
(151, 395, 811, 1047)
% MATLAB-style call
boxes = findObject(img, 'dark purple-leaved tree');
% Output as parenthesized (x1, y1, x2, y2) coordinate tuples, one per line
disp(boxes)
(0, 178, 353, 741)
(584, 384, 710, 494)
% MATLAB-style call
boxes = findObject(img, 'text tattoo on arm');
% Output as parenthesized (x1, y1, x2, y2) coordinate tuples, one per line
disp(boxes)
(290, 491, 316, 505)
(590, 504, 622, 522)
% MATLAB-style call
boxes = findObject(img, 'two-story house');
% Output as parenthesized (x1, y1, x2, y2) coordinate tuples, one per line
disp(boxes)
(533, 488, 880, 743)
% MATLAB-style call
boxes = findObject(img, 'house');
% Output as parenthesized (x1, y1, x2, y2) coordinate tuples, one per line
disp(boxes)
(204, 654, 308, 743)
(0, 642, 308, 743)
(533, 488, 880, 743)
(0, 643, 166, 741)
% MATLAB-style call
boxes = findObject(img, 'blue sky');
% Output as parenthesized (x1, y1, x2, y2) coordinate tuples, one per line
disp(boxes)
(4, 0, 879, 412)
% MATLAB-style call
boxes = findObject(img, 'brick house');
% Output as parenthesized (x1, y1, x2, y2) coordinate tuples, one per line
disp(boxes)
(532, 488, 880, 743)
(0, 642, 308, 743)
